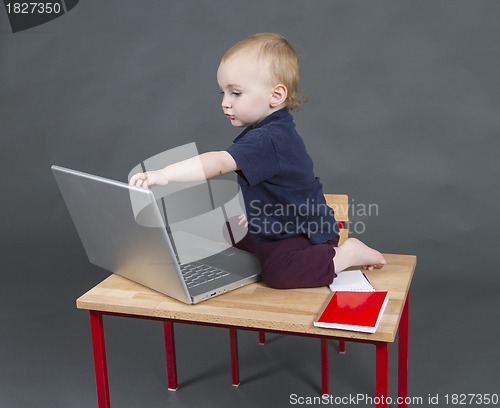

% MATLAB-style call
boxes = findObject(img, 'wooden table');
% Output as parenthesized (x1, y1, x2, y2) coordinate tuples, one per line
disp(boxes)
(77, 253, 416, 408)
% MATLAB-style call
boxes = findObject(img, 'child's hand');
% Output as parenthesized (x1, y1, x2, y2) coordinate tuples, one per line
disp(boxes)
(238, 214, 248, 228)
(129, 170, 169, 188)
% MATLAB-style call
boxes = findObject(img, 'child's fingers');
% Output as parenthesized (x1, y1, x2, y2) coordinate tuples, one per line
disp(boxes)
(129, 172, 147, 187)
(129, 176, 139, 186)
(237, 214, 247, 225)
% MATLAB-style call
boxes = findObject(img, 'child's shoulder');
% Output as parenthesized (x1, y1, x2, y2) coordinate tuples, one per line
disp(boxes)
(236, 110, 300, 148)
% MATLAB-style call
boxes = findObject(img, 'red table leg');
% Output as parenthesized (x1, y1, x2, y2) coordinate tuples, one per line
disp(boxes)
(258, 331, 266, 345)
(339, 340, 346, 354)
(163, 321, 178, 391)
(376, 343, 389, 408)
(229, 329, 240, 386)
(89, 311, 111, 408)
(398, 293, 410, 407)
(321, 338, 329, 395)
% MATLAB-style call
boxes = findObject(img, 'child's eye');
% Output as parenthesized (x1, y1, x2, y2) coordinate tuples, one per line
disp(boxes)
(219, 90, 241, 97)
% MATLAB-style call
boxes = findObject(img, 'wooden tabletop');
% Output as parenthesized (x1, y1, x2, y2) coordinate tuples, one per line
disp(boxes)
(77, 254, 416, 343)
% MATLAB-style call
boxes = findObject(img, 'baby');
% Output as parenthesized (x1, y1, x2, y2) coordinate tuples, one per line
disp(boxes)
(129, 33, 386, 289)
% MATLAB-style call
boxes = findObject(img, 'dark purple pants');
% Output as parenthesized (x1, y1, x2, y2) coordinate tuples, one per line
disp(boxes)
(231, 226, 339, 289)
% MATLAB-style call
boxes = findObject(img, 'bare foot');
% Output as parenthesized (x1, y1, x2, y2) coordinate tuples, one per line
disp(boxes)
(333, 238, 386, 273)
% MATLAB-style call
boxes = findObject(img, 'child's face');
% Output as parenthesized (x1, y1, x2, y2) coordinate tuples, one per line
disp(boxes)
(217, 51, 276, 127)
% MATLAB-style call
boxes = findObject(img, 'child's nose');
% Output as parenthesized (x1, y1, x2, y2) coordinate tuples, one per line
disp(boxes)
(221, 94, 231, 109)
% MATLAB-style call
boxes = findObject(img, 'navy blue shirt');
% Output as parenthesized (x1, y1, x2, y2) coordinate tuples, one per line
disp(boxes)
(226, 108, 338, 244)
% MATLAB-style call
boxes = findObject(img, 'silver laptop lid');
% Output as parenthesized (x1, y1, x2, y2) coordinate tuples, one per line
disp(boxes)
(52, 165, 192, 304)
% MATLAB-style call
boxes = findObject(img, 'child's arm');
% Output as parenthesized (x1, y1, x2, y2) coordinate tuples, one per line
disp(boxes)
(129, 151, 238, 188)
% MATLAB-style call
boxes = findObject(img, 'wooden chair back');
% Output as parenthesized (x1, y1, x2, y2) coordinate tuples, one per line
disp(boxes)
(324, 194, 348, 246)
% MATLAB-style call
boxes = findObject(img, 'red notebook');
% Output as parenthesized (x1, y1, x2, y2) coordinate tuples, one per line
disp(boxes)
(314, 291, 389, 333)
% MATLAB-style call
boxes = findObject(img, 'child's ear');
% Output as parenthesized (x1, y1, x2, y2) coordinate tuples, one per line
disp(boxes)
(270, 84, 288, 108)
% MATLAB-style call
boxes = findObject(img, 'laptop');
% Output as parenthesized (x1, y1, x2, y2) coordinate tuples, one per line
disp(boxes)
(52, 165, 261, 304)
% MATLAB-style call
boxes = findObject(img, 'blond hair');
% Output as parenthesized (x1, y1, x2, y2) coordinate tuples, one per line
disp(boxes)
(221, 32, 305, 112)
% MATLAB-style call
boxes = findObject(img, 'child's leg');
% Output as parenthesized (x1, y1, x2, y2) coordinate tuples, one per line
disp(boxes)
(333, 238, 386, 273)
(233, 231, 258, 254)
(257, 236, 338, 289)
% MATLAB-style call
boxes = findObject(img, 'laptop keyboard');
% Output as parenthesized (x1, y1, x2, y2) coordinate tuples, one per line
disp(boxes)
(180, 262, 230, 289)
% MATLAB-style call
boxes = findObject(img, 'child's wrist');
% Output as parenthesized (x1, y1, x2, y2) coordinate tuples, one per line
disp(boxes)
(161, 167, 172, 184)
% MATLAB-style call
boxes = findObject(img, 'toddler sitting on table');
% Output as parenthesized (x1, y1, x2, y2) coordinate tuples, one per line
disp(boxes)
(129, 32, 386, 289)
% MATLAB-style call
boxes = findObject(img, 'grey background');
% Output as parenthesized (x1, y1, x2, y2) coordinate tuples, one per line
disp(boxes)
(1, 1, 499, 407)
